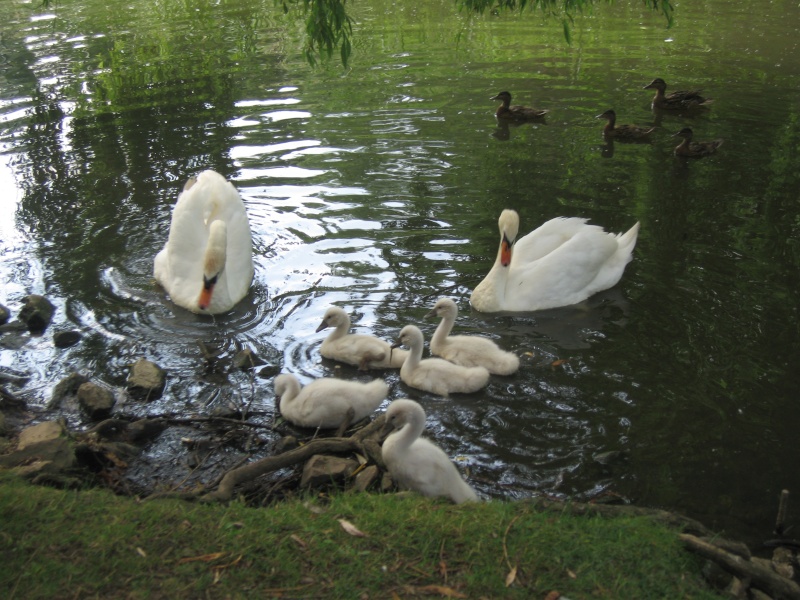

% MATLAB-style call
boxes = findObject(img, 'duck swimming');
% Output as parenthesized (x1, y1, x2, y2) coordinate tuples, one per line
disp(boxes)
(643, 78, 712, 110)
(381, 399, 479, 504)
(392, 325, 490, 397)
(672, 127, 723, 158)
(426, 298, 519, 375)
(316, 306, 408, 370)
(595, 109, 655, 142)
(154, 170, 254, 314)
(470, 210, 640, 313)
(492, 91, 548, 121)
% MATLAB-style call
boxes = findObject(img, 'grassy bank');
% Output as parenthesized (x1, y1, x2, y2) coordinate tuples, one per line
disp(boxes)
(0, 475, 723, 599)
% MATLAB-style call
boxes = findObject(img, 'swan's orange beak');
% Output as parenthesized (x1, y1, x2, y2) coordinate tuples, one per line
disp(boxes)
(198, 275, 217, 311)
(501, 235, 513, 267)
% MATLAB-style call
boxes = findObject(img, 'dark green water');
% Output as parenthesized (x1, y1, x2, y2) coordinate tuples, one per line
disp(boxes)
(1, 0, 799, 547)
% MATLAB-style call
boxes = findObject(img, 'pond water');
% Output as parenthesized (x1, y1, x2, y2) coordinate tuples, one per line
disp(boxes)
(1, 0, 800, 547)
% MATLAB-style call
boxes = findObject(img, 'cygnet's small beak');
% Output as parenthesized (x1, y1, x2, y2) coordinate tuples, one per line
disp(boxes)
(315, 320, 328, 333)
(380, 419, 397, 440)
(391, 339, 402, 349)
(424, 308, 437, 319)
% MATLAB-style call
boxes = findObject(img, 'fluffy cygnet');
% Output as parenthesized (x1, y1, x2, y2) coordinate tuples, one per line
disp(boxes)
(382, 399, 479, 504)
(426, 297, 519, 375)
(316, 306, 408, 370)
(273, 373, 388, 430)
(392, 325, 489, 397)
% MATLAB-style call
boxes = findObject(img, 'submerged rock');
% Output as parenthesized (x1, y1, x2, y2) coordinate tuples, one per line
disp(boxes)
(0, 303, 9, 325)
(49, 372, 90, 409)
(18, 295, 55, 333)
(54, 330, 82, 348)
(127, 359, 166, 400)
(233, 348, 265, 370)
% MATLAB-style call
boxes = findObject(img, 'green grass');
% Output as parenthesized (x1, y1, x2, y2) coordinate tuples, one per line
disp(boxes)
(0, 474, 723, 599)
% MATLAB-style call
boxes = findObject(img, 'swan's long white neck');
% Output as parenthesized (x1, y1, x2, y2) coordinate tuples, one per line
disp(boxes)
(328, 314, 352, 341)
(430, 310, 455, 347)
(203, 220, 228, 279)
(403, 331, 424, 370)
(277, 376, 300, 411)
(389, 409, 425, 451)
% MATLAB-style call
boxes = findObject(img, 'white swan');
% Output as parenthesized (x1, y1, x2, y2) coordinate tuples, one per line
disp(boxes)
(154, 170, 254, 314)
(426, 298, 520, 375)
(470, 210, 640, 313)
(382, 399, 479, 504)
(273, 373, 388, 430)
(316, 306, 408, 370)
(392, 325, 490, 397)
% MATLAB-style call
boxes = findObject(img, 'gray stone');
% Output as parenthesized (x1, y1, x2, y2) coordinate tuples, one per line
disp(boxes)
(17, 421, 64, 450)
(300, 454, 358, 489)
(0, 420, 76, 472)
(18, 295, 55, 333)
(127, 359, 166, 400)
(351, 465, 379, 492)
(77, 382, 116, 420)
(49, 372, 90, 409)
(0, 303, 9, 325)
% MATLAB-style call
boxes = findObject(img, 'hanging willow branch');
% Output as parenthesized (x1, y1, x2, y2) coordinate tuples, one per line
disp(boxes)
(286, 0, 674, 66)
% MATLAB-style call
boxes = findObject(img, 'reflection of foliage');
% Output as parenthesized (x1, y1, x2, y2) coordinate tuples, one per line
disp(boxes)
(282, 0, 354, 66)
(458, 0, 674, 43)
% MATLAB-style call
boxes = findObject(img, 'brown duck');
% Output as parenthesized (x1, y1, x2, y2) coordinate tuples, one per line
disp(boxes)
(672, 127, 723, 157)
(492, 91, 548, 121)
(644, 78, 712, 110)
(596, 109, 655, 142)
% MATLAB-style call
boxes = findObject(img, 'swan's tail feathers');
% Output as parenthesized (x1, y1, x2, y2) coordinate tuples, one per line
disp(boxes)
(617, 221, 641, 263)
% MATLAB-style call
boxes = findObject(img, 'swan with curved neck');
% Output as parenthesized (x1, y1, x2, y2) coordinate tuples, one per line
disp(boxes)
(382, 399, 479, 504)
(470, 210, 639, 313)
(426, 298, 519, 375)
(316, 306, 408, 370)
(273, 373, 388, 430)
(154, 170, 254, 314)
(392, 325, 489, 397)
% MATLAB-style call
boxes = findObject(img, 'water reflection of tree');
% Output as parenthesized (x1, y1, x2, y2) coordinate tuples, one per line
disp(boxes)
(9, 0, 289, 303)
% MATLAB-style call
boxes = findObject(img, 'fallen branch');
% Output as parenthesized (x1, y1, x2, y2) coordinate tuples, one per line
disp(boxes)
(680, 533, 800, 600)
(200, 437, 361, 502)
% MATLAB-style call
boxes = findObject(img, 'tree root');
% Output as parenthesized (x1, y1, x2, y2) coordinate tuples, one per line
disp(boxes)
(680, 533, 800, 600)
(163, 415, 389, 503)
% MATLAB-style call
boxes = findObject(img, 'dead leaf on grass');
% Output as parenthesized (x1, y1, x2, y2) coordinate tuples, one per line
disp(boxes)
(566, 568, 577, 579)
(135, 547, 146, 558)
(544, 591, 561, 600)
(177, 552, 226, 564)
(290, 534, 307, 550)
(338, 518, 367, 537)
(505, 565, 517, 587)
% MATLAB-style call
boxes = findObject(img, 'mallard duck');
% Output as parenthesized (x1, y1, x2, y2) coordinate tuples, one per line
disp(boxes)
(154, 170, 254, 314)
(316, 306, 408, 370)
(492, 91, 547, 121)
(595, 109, 655, 142)
(643, 78, 712, 110)
(392, 325, 490, 397)
(425, 298, 519, 375)
(273, 373, 388, 430)
(382, 399, 480, 504)
(470, 210, 640, 313)
(672, 127, 723, 157)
